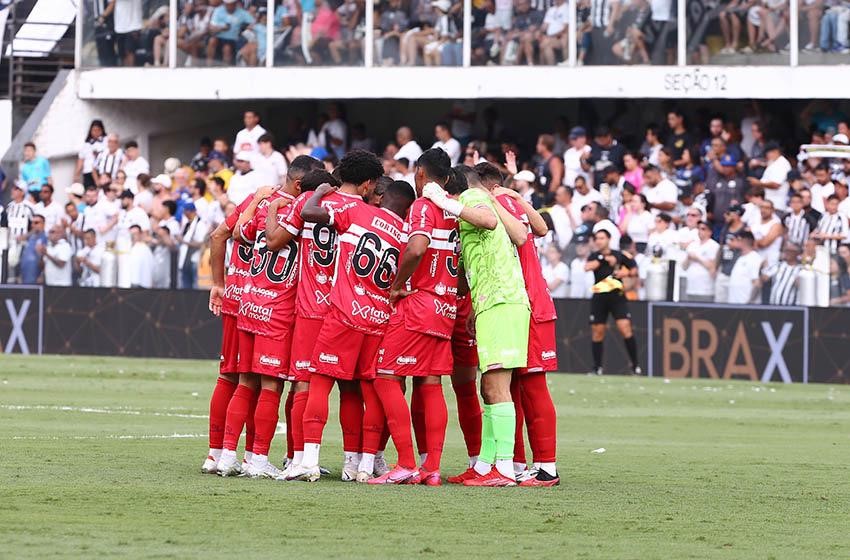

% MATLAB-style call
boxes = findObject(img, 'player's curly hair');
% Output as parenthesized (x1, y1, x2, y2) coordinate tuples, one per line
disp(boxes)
(336, 149, 384, 186)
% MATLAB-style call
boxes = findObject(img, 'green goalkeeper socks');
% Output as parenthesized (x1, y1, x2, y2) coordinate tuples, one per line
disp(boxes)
(490, 402, 516, 461)
(479, 404, 496, 465)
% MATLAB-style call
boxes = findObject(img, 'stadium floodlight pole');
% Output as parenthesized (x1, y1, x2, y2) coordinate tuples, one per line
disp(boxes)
(364, 0, 374, 67)
(789, 0, 799, 67)
(168, 0, 177, 68)
(74, 0, 82, 68)
(462, 0, 471, 67)
(266, 0, 274, 67)
(567, 0, 576, 67)
(677, 0, 685, 66)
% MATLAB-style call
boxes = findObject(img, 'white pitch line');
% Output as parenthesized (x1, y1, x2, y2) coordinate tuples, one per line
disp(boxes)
(0, 404, 208, 420)
(10, 433, 207, 441)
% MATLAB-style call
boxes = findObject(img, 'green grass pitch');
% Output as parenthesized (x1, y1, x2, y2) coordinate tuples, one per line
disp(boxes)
(1, 355, 848, 559)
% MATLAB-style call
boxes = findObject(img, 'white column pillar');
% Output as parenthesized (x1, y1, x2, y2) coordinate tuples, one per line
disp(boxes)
(168, 0, 177, 68)
(677, 0, 686, 66)
(365, 0, 374, 67)
(789, 0, 799, 67)
(75, 0, 83, 68)
(568, 0, 577, 66)
(266, 0, 274, 67)
(462, 0, 471, 67)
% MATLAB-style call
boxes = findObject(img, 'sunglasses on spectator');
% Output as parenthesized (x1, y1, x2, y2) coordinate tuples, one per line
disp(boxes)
(687, 212, 701, 217)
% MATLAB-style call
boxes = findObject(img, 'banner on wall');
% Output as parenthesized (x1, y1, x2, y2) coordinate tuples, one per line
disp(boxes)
(0, 285, 43, 354)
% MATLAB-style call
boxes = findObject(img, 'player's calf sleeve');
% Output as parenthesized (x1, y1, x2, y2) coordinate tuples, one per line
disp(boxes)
(303, 374, 335, 445)
(592, 340, 604, 369)
(360, 380, 385, 455)
(338, 389, 364, 453)
(623, 336, 638, 368)
(284, 389, 295, 460)
(373, 378, 417, 469)
(209, 377, 238, 450)
(223, 384, 255, 452)
(411, 383, 428, 456)
(290, 391, 309, 452)
(478, 404, 496, 465)
(244, 387, 260, 453)
(520, 373, 557, 463)
(510, 375, 527, 465)
(490, 402, 517, 477)
(451, 380, 482, 458)
(252, 389, 281, 457)
(420, 383, 448, 472)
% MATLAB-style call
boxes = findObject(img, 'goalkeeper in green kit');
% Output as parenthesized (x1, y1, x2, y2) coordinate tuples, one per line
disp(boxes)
(422, 165, 530, 487)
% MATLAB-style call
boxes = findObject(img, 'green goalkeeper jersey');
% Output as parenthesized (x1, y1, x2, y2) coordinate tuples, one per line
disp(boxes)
(458, 187, 530, 316)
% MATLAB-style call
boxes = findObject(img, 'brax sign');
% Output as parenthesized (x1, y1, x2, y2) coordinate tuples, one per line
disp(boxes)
(648, 303, 809, 384)
(0, 286, 43, 355)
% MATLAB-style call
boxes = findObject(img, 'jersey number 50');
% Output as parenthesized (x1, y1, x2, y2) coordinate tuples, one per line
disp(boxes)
(352, 232, 399, 290)
(251, 232, 298, 283)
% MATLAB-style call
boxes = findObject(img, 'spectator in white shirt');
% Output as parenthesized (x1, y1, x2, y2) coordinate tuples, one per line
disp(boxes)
(394, 126, 423, 163)
(258, 133, 288, 184)
(432, 121, 462, 164)
(747, 141, 791, 211)
(234, 110, 267, 153)
(642, 165, 678, 216)
(227, 151, 262, 205)
(542, 244, 570, 298)
(120, 140, 150, 192)
(128, 225, 154, 288)
(548, 185, 577, 250)
(33, 184, 66, 231)
(321, 103, 348, 160)
(676, 206, 702, 250)
(116, 189, 151, 252)
(39, 224, 73, 286)
(94, 184, 122, 244)
(727, 231, 763, 304)
(682, 220, 719, 302)
(75, 229, 105, 287)
(571, 176, 602, 220)
(540, 0, 570, 65)
(620, 193, 654, 253)
(569, 240, 594, 298)
(178, 203, 210, 290)
(591, 204, 621, 250)
(810, 163, 835, 214)
(563, 126, 592, 188)
(753, 200, 784, 268)
(151, 200, 180, 289)
(646, 213, 678, 258)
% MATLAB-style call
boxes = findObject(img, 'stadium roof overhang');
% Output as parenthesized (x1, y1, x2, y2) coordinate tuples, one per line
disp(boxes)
(76, 66, 847, 101)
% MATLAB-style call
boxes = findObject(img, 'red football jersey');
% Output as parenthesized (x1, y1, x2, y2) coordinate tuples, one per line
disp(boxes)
(222, 196, 256, 317)
(328, 198, 409, 335)
(237, 191, 299, 336)
(398, 198, 460, 339)
(283, 190, 362, 319)
(496, 194, 557, 322)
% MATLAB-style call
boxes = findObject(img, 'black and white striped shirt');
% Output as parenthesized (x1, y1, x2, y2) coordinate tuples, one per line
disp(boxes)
(95, 148, 124, 180)
(5, 200, 34, 238)
(783, 211, 813, 247)
(816, 211, 847, 255)
(765, 261, 801, 306)
(590, 0, 615, 27)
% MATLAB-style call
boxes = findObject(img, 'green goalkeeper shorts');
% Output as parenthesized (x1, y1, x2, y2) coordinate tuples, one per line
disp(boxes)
(475, 303, 530, 373)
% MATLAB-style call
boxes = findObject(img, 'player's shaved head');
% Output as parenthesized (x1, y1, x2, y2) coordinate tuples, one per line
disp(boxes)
(336, 149, 384, 186)
(301, 169, 340, 192)
(473, 162, 503, 188)
(381, 180, 416, 218)
(445, 166, 468, 195)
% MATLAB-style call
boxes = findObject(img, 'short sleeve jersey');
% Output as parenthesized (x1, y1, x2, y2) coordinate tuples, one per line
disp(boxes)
(237, 192, 299, 336)
(222, 196, 257, 317)
(587, 249, 636, 293)
(458, 188, 529, 316)
(284, 190, 362, 319)
(400, 198, 461, 339)
(496, 194, 557, 323)
(329, 199, 409, 335)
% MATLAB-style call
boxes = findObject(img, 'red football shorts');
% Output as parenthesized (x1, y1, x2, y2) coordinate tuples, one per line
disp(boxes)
(376, 307, 452, 377)
(309, 306, 382, 381)
(237, 329, 255, 374)
(220, 313, 239, 375)
(288, 316, 324, 382)
(451, 301, 478, 369)
(252, 330, 293, 379)
(517, 319, 558, 375)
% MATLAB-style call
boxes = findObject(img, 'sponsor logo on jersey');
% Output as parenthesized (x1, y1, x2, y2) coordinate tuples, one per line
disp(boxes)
(367, 291, 390, 305)
(259, 354, 281, 367)
(223, 284, 243, 300)
(351, 301, 391, 323)
(354, 284, 366, 296)
(396, 356, 417, 365)
(433, 299, 457, 319)
(370, 216, 404, 242)
(434, 282, 447, 296)
(295, 360, 311, 370)
(542, 350, 557, 360)
(319, 352, 339, 365)
(314, 289, 331, 305)
(429, 252, 438, 277)
(250, 286, 279, 299)
(243, 284, 252, 294)
(239, 301, 273, 322)
(316, 272, 328, 285)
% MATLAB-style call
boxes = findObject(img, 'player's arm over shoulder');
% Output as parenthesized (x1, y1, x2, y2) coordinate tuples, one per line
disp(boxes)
(458, 190, 497, 231)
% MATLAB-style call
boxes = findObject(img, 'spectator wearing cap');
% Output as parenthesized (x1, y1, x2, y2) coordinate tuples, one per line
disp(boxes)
(33, 184, 66, 232)
(432, 121, 462, 165)
(207, 0, 255, 66)
(258, 133, 288, 185)
(586, 126, 626, 188)
(120, 141, 150, 192)
(207, 151, 234, 191)
(93, 134, 124, 185)
(747, 141, 791, 211)
(704, 137, 745, 229)
(178, 202, 210, 290)
(642, 165, 678, 217)
(227, 151, 262, 205)
(75, 229, 105, 287)
(714, 204, 748, 302)
(564, 126, 592, 189)
(20, 142, 51, 199)
(394, 126, 423, 163)
(234, 110, 267, 153)
(810, 163, 835, 214)
(65, 183, 86, 212)
(512, 170, 544, 209)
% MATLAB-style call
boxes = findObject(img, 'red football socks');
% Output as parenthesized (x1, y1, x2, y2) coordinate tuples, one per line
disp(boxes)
(244, 387, 259, 453)
(520, 372, 557, 463)
(209, 377, 237, 449)
(290, 391, 309, 453)
(451, 379, 482, 458)
(223, 383, 255, 452)
(379, 422, 390, 452)
(373, 377, 416, 469)
(360, 380, 385, 455)
(419, 383, 448, 472)
(411, 383, 427, 455)
(303, 373, 335, 445)
(339, 387, 364, 453)
(283, 389, 295, 459)
(511, 374, 527, 465)
(252, 388, 281, 457)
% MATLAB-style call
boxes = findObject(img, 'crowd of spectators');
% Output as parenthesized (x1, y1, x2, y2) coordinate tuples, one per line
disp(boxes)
(6, 101, 850, 306)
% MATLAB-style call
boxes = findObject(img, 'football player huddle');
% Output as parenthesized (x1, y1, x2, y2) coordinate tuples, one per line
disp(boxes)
(204, 148, 559, 488)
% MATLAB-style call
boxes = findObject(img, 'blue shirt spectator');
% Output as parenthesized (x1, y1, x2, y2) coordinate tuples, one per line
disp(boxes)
(20, 142, 51, 196)
(211, 2, 254, 42)
(20, 216, 47, 284)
